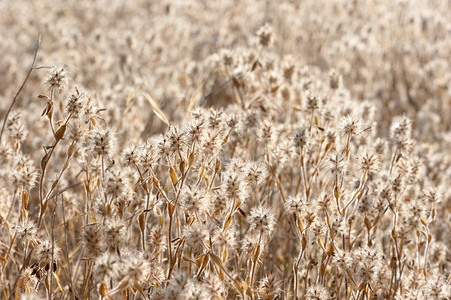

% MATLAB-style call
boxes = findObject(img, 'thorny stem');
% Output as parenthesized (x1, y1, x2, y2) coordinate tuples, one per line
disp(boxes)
(167, 164, 191, 281)
(293, 239, 305, 300)
(60, 194, 75, 296)
(48, 206, 56, 300)
(82, 260, 93, 299)
(300, 155, 309, 200)
(38, 145, 55, 228)
(133, 161, 151, 248)
(423, 226, 430, 275)
(8, 248, 34, 300)
(166, 208, 175, 281)
(38, 115, 72, 229)
(249, 232, 263, 300)
(101, 155, 106, 203)
(43, 142, 76, 202)
(389, 209, 401, 299)
(298, 152, 308, 199)
(1, 231, 17, 274)
(84, 160, 93, 224)
(341, 171, 368, 215)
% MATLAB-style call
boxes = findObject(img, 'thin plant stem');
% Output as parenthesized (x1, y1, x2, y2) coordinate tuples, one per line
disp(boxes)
(0, 34, 41, 143)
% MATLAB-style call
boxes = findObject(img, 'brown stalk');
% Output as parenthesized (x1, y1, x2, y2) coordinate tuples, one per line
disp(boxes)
(0, 34, 41, 143)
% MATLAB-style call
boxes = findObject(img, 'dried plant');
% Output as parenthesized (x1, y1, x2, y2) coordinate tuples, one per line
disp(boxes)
(0, 1, 450, 300)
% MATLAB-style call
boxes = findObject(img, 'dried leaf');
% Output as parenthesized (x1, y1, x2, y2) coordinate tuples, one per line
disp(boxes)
(188, 152, 195, 167)
(99, 283, 109, 297)
(215, 159, 221, 173)
(54, 123, 66, 141)
(223, 214, 232, 230)
(142, 91, 170, 126)
(169, 167, 178, 186)
(334, 185, 340, 199)
(186, 81, 204, 119)
(138, 213, 146, 233)
(179, 160, 185, 174)
(67, 143, 76, 157)
(53, 272, 64, 292)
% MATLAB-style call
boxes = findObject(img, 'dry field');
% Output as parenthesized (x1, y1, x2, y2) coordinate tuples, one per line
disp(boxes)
(0, 1, 450, 299)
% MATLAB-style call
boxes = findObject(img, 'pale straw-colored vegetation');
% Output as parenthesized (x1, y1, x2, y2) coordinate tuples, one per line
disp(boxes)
(0, 1, 449, 299)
